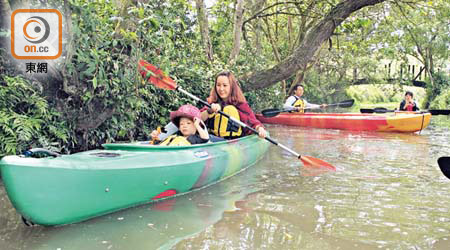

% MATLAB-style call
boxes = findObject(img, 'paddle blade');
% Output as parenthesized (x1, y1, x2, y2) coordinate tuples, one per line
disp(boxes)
(337, 99, 355, 108)
(360, 108, 374, 114)
(429, 109, 450, 115)
(261, 108, 281, 117)
(300, 155, 336, 171)
(438, 157, 450, 179)
(373, 107, 392, 113)
(138, 60, 177, 90)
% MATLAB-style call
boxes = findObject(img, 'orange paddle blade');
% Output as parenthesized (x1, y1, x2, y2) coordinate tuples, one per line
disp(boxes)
(138, 59, 177, 90)
(300, 155, 336, 171)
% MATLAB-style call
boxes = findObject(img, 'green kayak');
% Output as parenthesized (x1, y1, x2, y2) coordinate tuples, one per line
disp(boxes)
(0, 135, 269, 226)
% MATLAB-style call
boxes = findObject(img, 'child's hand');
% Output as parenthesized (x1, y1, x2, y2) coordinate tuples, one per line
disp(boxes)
(194, 117, 210, 140)
(194, 117, 206, 130)
(150, 129, 161, 141)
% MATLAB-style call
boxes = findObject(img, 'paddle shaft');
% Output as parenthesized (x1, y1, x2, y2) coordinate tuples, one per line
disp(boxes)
(177, 86, 302, 158)
(263, 99, 354, 117)
(262, 106, 321, 116)
(326, 102, 347, 107)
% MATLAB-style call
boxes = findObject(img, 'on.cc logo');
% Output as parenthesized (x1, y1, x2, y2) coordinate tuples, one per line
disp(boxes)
(11, 9, 62, 60)
(23, 16, 50, 44)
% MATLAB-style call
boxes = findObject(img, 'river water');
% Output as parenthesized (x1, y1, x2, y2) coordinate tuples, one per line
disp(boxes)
(1, 116, 449, 250)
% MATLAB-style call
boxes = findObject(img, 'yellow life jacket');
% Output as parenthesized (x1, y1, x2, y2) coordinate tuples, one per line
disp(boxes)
(159, 134, 191, 146)
(292, 96, 305, 113)
(208, 105, 243, 139)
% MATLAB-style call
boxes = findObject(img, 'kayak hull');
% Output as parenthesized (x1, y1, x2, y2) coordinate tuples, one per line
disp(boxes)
(0, 135, 269, 226)
(256, 112, 431, 132)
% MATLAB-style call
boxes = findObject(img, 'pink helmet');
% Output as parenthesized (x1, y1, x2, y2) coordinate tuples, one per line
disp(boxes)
(170, 104, 201, 127)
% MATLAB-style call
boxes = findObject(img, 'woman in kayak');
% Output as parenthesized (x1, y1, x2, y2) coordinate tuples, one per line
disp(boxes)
(283, 84, 327, 113)
(399, 91, 419, 111)
(150, 104, 210, 146)
(200, 71, 267, 139)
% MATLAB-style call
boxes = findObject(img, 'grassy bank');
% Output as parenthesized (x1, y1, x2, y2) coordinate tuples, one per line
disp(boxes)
(346, 84, 427, 109)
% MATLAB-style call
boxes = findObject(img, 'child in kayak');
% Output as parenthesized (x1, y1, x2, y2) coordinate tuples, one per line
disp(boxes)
(399, 91, 419, 111)
(150, 104, 209, 146)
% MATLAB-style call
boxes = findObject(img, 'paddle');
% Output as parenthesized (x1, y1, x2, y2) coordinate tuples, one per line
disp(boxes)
(138, 60, 335, 170)
(262, 99, 355, 118)
(438, 157, 450, 179)
(360, 108, 450, 115)
(360, 107, 394, 114)
(429, 109, 450, 115)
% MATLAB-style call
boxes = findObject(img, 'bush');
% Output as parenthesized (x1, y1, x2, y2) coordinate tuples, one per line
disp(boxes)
(346, 84, 426, 107)
(0, 76, 70, 157)
(429, 88, 450, 109)
(424, 72, 449, 108)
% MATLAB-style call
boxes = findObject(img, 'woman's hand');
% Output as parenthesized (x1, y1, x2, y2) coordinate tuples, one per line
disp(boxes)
(257, 126, 267, 138)
(210, 103, 222, 113)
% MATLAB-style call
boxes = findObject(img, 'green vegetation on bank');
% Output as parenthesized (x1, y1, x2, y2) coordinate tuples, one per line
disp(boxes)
(0, 76, 70, 156)
(0, 0, 448, 157)
(347, 84, 427, 109)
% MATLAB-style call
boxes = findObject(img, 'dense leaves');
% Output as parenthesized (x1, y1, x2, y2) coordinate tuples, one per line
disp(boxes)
(0, 74, 69, 157)
(0, 0, 448, 156)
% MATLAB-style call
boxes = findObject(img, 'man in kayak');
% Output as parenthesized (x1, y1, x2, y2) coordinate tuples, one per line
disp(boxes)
(150, 104, 210, 146)
(399, 91, 419, 111)
(283, 84, 327, 113)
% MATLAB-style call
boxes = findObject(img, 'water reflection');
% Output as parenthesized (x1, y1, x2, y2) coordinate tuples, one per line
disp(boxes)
(1, 116, 449, 249)
(175, 117, 450, 249)
(0, 167, 264, 250)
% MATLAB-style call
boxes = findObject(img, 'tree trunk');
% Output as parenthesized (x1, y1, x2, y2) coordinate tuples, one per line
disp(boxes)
(262, 17, 288, 98)
(62, 0, 76, 94)
(250, 0, 266, 55)
(195, 0, 213, 62)
(0, 0, 11, 61)
(243, 0, 387, 91)
(0, 0, 11, 29)
(229, 0, 244, 65)
(113, 0, 132, 38)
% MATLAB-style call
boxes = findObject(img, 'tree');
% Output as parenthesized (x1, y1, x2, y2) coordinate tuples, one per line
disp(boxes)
(229, 0, 244, 65)
(373, 0, 450, 105)
(195, 0, 214, 62)
(242, 0, 387, 91)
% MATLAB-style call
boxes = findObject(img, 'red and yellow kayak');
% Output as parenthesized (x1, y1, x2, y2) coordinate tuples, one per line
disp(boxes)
(256, 112, 431, 133)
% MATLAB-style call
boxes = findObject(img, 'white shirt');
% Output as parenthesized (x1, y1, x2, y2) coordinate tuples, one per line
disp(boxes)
(283, 95, 320, 110)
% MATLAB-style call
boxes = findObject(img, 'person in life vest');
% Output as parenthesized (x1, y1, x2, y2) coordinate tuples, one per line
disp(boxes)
(283, 84, 327, 113)
(150, 104, 209, 146)
(200, 71, 267, 139)
(399, 91, 419, 111)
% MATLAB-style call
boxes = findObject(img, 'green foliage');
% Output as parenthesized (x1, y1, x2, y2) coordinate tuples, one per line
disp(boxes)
(346, 84, 426, 108)
(370, 1, 450, 82)
(245, 82, 284, 112)
(56, 0, 218, 149)
(0, 76, 69, 157)
(429, 89, 450, 109)
(426, 72, 450, 109)
(1, 0, 448, 156)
